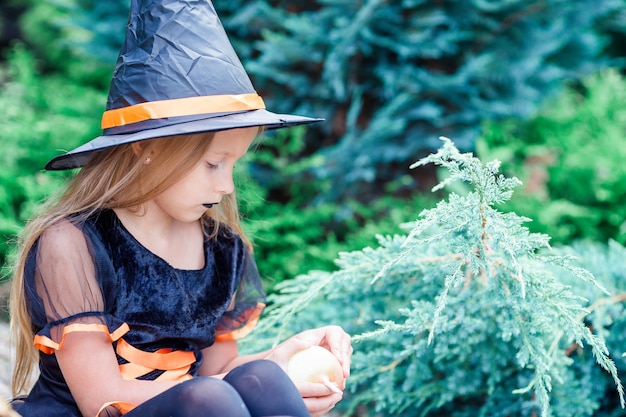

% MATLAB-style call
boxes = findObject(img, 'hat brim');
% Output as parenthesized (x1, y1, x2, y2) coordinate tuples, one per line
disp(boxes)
(45, 109, 322, 170)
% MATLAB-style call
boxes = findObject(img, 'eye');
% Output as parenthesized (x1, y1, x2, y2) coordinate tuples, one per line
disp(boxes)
(206, 161, 219, 170)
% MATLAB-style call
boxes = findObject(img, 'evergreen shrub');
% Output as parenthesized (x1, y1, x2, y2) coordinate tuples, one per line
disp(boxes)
(245, 138, 626, 416)
(228, 0, 625, 201)
(238, 127, 438, 291)
(17, 0, 123, 85)
(0, 45, 105, 280)
(476, 69, 626, 245)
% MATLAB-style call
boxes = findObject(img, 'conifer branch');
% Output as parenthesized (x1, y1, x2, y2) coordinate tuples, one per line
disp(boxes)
(253, 137, 625, 415)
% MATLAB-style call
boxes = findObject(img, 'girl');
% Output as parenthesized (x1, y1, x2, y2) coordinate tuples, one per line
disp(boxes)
(8, 0, 352, 416)
(10, 128, 351, 417)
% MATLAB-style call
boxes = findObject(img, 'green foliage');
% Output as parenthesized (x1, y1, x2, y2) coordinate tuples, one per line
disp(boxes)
(18, 0, 122, 85)
(476, 69, 626, 245)
(245, 139, 626, 416)
(0, 44, 105, 280)
(237, 127, 438, 291)
(548, 240, 626, 417)
(228, 0, 625, 201)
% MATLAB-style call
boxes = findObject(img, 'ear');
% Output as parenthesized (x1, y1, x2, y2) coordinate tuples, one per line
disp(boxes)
(132, 141, 157, 165)
(131, 141, 144, 157)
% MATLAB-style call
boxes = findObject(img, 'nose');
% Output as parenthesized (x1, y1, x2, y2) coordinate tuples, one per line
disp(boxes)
(215, 167, 235, 195)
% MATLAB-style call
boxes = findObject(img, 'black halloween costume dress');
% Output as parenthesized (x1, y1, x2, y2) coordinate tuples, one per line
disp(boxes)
(13, 209, 266, 417)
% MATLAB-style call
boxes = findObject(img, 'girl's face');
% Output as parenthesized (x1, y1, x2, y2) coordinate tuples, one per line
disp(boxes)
(150, 127, 258, 223)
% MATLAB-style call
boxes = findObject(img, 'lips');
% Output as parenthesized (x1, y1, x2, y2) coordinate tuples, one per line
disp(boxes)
(203, 203, 218, 209)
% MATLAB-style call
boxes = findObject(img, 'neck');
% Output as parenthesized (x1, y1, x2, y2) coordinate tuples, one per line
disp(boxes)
(113, 206, 205, 270)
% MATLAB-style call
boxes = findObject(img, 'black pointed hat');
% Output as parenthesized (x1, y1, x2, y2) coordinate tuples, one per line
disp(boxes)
(45, 0, 321, 170)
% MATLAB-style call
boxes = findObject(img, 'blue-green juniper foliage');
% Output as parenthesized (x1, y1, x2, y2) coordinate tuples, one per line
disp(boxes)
(250, 138, 625, 417)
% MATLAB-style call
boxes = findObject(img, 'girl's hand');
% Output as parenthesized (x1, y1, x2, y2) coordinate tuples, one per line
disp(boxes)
(264, 325, 352, 415)
(296, 381, 344, 417)
(289, 325, 352, 380)
(265, 325, 352, 379)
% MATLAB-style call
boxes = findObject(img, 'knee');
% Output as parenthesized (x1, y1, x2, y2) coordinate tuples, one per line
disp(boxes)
(224, 359, 293, 389)
(231, 359, 286, 380)
(174, 377, 248, 414)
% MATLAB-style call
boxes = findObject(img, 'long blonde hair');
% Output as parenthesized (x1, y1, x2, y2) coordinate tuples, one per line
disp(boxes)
(9, 131, 251, 395)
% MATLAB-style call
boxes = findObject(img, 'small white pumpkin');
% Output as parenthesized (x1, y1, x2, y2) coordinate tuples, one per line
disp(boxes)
(287, 345, 344, 393)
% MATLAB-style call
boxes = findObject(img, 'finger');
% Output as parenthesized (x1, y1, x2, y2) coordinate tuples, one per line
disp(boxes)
(284, 337, 313, 355)
(293, 326, 353, 378)
(342, 341, 353, 378)
(302, 392, 343, 417)
(324, 328, 352, 377)
(300, 325, 343, 346)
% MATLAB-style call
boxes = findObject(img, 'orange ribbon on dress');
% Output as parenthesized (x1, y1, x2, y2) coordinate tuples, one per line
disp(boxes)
(215, 302, 265, 342)
(115, 338, 195, 382)
(94, 339, 196, 416)
(34, 323, 130, 354)
(33, 323, 197, 416)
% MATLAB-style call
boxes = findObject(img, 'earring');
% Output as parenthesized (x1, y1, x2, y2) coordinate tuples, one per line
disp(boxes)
(144, 157, 152, 164)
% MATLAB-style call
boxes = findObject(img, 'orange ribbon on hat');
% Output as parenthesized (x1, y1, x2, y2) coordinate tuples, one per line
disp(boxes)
(101, 93, 266, 129)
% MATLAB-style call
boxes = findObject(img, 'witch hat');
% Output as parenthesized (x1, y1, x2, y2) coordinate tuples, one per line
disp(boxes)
(45, 0, 321, 170)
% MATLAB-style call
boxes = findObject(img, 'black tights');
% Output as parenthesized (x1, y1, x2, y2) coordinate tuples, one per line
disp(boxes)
(123, 360, 310, 417)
